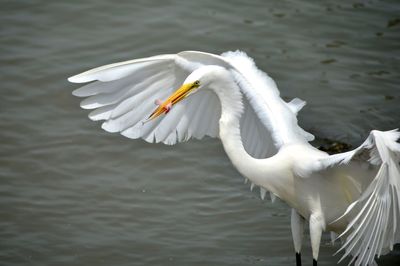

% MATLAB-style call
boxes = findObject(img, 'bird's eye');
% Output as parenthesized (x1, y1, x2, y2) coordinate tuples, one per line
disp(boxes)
(193, 80, 200, 87)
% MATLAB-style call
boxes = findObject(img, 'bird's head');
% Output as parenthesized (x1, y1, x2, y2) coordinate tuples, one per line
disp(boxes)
(146, 67, 212, 122)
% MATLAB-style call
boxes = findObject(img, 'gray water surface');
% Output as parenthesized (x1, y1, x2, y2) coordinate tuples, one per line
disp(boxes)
(1, 0, 400, 265)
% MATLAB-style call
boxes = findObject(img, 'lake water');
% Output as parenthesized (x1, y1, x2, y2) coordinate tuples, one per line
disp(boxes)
(1, 0, 399, 265)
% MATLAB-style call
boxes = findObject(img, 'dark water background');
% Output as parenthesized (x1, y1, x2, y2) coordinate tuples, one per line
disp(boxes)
(1, 0, 400, 265)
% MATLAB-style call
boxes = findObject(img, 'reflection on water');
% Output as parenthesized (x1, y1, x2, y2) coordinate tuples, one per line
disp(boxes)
(1, 0, 399, 265)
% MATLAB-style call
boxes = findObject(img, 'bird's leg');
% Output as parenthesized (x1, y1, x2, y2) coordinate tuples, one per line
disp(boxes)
(309, 213, 325, 266)
(291, 209, 305, 266)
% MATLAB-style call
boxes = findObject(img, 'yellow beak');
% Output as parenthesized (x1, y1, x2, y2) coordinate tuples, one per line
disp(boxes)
(146, 83, 195, 122)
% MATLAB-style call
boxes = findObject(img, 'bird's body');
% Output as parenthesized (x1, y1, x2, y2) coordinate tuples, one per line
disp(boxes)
(69, 51, 400, 265)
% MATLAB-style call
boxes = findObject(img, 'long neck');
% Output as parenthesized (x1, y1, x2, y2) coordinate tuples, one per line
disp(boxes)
(212, 73, 290, 197)
(216, 84, 255, 175)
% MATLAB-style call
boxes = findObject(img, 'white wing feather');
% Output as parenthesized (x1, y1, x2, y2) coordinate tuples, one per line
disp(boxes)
(69, 51, 312, 158)
(70, 53, 220, 144)
(316, 129, 400, 265)
(221, 51, 314, 147)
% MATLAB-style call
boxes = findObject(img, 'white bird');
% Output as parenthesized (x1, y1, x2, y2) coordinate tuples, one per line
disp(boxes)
(68, 51, 400, 266)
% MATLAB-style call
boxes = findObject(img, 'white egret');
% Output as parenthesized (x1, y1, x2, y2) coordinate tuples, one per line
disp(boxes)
(69, 51, 400, 266)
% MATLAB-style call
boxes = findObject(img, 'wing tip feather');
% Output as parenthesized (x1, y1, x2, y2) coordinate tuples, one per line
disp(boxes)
(68, 74, 91, 84)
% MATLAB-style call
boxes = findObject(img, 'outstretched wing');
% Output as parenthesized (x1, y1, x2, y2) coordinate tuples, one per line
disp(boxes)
(317, 129, 400, 265)
(70, 54, 221, 144)
(69, 51, 313, 158)
(220, 51, 314, 148)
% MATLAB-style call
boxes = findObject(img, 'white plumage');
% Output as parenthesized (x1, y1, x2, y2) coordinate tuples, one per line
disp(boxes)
(69, 50, 400, 266)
